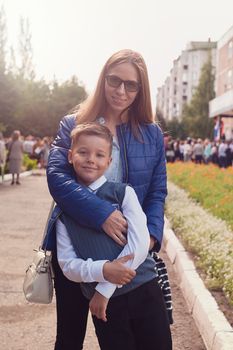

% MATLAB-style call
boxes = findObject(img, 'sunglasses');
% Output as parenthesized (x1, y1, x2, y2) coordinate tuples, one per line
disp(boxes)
(105, 75, 140, 92)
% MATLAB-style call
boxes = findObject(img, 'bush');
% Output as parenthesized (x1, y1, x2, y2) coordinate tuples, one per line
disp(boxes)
(23, 154, 37, 170)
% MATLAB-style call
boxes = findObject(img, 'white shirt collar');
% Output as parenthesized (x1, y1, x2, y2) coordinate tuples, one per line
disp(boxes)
(88, 175, 107, 192)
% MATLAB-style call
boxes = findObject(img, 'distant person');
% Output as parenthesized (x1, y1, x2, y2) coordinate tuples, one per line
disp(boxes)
(165, 139, 175, 163)
(40, 137, 51, 168)
(225, 141, 232, 168)
(193, 138, 204, 164)
(211, 142, 218, 165)
(0, 132, 6, 180)
(7, 130, 24, 185)
(23, 135, 35, 156)
(183, 139, 192, 162)
(203, 139, 212, 164)
(45, 49, 171, 350)
(173, 139, 181, 161)
(32, 137, 43, 167)
(229, 140, 233, 167)
(218, 139, 227, 168)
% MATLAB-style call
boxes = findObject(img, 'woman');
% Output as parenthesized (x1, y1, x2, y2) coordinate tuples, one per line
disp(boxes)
(47, 49, 170, 349)
(8, 130, 24, 185)
(0, 132, 6, 181)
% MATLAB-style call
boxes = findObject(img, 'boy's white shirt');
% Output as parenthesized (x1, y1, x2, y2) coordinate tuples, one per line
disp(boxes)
(56, 175, 150, 299)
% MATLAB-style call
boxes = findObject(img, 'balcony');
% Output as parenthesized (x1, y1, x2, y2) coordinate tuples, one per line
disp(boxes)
(209, 89, 233, 117)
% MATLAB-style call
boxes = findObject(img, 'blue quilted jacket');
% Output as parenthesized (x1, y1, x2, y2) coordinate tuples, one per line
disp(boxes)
(46, 114, 167, 251)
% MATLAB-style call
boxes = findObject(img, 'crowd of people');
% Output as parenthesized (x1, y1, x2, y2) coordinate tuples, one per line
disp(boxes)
(0, 130, 53, 184)
(1, 130, 233, 186)
(164, 136, 233, 168)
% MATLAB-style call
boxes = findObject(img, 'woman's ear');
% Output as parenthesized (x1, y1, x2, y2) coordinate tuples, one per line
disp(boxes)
(68, 150, 73, 164)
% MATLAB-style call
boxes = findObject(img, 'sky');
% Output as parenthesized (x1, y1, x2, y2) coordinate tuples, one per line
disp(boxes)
(1, 0, 233, 108)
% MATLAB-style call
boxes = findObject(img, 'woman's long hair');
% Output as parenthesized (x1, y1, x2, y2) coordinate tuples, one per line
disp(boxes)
(75, 49, 154, 136)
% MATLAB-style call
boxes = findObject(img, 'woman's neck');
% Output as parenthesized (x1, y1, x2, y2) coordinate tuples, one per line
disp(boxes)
(104, 108, 128, 125)
(102, 109, 128, 136)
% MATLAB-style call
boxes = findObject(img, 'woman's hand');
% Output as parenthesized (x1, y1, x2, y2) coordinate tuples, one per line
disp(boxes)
(103, 255, 136, 285)
(102, 210, 128, 246)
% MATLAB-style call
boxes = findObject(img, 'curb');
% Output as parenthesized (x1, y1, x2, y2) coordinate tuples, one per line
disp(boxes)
(164, 217, 233, 350)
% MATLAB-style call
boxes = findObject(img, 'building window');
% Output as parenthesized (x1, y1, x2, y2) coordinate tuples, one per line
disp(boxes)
(192, 71, 197, 81)
(228, 41, 233, 58)
(227, 69, 233, 89)
(182, 95, 187, 101)
(183, 65, 188, 70)
(192, 55, 197, 65)
(182, 73, 188, 82)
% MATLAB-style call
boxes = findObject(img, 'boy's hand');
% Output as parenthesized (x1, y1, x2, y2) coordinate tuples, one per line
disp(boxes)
(102, 210, 127, 246)
(103, 254, 136, 284)
(89, 291, 109, 322)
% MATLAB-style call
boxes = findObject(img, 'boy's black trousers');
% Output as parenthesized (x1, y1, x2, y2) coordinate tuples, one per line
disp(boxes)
(52, 253, 172, 350)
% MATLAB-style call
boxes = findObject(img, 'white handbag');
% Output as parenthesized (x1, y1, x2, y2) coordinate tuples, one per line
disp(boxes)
(23, 201, 55, 304)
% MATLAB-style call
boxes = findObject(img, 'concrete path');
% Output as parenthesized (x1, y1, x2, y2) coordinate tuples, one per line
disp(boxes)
(0, 172, 206, 349)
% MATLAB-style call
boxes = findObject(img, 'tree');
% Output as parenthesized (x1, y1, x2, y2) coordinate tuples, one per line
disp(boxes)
(0, 5, 6, 75)
(155, 108, 167, 133)
(182, 56, 215, 139)
(48, 76, 87, 136)
(166, 117, 186, 139)
(0, 11, 87, 136)
(0, 6, 18, 134)
(18, 17, 35, 80)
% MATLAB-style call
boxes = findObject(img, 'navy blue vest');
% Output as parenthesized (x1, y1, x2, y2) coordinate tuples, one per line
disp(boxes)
(61, 181, 157, 299)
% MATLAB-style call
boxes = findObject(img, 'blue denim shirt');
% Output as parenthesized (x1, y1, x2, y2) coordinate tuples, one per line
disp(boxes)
(105, 137, 123, 183)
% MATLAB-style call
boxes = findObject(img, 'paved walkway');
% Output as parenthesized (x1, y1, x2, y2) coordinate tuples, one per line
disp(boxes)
(0, 172, 205, 349)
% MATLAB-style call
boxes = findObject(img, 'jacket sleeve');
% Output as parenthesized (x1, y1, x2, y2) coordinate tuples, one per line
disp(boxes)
(47, 115, 115, 229)
(142, 125, 167, 251)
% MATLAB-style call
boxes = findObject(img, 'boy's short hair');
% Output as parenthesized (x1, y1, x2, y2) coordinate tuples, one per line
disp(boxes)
(70, 123, 113, 154)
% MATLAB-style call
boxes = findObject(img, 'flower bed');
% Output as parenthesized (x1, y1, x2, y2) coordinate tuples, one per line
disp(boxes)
(165, 180, 233, 305)
(167, 162, 233, 230)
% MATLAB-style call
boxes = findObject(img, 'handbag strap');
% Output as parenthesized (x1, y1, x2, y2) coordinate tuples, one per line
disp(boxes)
(40, 200, 55, 250)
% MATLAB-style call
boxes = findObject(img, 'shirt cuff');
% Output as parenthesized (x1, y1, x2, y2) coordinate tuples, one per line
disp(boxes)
(95, 282, 116, 299)
(89, 260, 109, 282)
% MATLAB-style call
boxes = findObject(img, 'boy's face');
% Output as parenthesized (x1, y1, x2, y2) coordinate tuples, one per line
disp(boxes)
(68, 134, 112, 186)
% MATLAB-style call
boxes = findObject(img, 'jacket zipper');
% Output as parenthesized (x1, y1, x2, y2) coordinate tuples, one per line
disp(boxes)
(118, 124, 129, 183)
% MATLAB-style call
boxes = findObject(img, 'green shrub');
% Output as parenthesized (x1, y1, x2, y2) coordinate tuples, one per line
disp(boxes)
(23, 154, 37, 170)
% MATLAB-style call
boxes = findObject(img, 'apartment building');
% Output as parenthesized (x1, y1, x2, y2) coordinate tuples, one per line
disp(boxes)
(209, 25, 233, 141)
(157, 41, 217, 121)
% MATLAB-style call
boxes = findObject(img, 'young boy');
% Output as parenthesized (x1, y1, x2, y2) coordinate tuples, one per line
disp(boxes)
(56, 123, 171, 349)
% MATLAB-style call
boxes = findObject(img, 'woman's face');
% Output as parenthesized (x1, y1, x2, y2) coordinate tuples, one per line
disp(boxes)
(104, 62, 140, 115)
